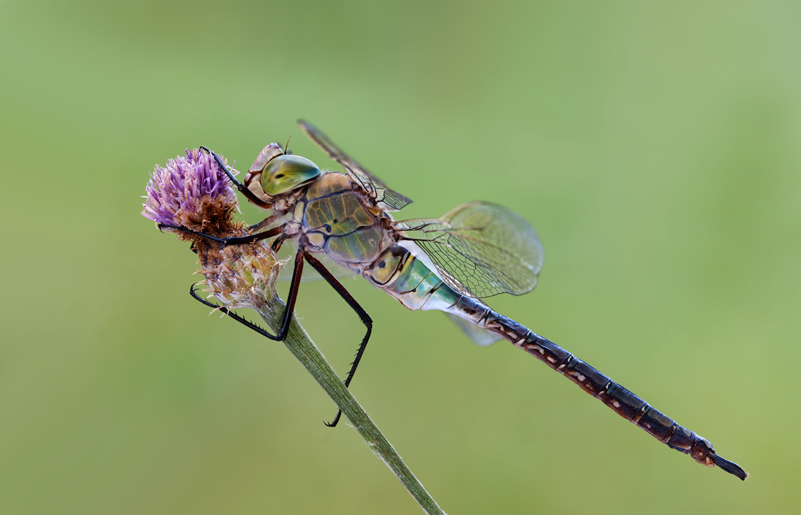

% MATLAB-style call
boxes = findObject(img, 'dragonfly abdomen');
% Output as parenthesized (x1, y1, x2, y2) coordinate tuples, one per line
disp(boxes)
(368, 245, 461, 311)
(472, 305, 748, 479)
(366, 245, 747, 478)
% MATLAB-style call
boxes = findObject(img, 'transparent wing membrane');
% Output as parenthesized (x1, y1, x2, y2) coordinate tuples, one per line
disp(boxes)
(397, 202, 543, 298)
(298, 120, 413, 211)
(444, 313, 502, 346)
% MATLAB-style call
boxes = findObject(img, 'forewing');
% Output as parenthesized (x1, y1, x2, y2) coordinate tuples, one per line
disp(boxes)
(298, 120, 413, 211)
(397, 202, 543, 298)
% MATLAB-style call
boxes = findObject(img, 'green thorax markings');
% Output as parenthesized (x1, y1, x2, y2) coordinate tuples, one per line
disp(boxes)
(304, 173, 375, 235)
(300, 173, 392, 264)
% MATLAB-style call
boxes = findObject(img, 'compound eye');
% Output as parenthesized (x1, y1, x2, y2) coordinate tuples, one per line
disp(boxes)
(261, 155, 320, 194)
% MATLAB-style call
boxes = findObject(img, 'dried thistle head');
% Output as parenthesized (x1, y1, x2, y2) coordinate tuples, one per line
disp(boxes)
(142, 149, 284, 309)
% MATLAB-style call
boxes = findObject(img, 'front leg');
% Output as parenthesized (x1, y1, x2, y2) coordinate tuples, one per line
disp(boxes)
(189, 248, 306, 341)
(249, 211, 288, 233)
(158, 223, 283, 246)
(199, 146, 273, 210)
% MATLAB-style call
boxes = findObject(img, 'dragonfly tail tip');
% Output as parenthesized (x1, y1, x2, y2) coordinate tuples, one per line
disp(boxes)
(711, 453, 748, 481)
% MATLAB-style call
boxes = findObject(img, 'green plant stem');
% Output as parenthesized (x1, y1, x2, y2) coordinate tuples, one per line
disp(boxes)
(255, 296, 447, 515)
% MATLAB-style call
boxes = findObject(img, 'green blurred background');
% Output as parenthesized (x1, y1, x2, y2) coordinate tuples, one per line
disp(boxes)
(1, 1, 798, 514)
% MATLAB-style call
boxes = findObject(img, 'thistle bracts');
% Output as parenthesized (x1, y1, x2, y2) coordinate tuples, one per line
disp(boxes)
(141, 149, 283, 309)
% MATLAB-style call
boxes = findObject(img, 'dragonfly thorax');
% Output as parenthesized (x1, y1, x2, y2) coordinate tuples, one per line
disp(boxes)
(295, 172, 395, 266)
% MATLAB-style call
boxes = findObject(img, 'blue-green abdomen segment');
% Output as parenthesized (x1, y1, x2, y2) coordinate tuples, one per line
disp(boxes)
(366, 245, 745, 478)
(367, 245, 460, 311)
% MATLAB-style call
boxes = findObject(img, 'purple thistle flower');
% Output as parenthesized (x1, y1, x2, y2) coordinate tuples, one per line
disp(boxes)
(142, 147, 284, 307)
(141, 149, 238, 228)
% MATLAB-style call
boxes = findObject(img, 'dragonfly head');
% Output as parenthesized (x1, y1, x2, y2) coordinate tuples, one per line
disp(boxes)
(261, 154, 321, 195)
(244, 144, 322, 201)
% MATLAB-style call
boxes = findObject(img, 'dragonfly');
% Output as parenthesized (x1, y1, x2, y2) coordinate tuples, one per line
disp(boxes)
(161, 120, 747, 480)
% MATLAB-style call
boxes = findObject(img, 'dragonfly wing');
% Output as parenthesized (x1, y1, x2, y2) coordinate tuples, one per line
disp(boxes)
(444, 313, 503, 346)
(298, 120, 413, 211)
(397, 202, 544, 298)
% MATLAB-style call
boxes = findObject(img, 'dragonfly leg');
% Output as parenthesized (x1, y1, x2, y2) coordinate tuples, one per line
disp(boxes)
(271, 249, 305, 340)
(249, 211, 286, 233)
(158, 223, 283, 246)
(189, 283, 282, 340)
(199, 146, 272, 210)
(271, 235, 286, 253)
(304, 252, 373, 428)
(188, 249, 305, 341)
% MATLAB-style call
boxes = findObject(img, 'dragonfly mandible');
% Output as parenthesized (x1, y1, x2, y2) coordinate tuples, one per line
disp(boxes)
(161, 120, 747, 480)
